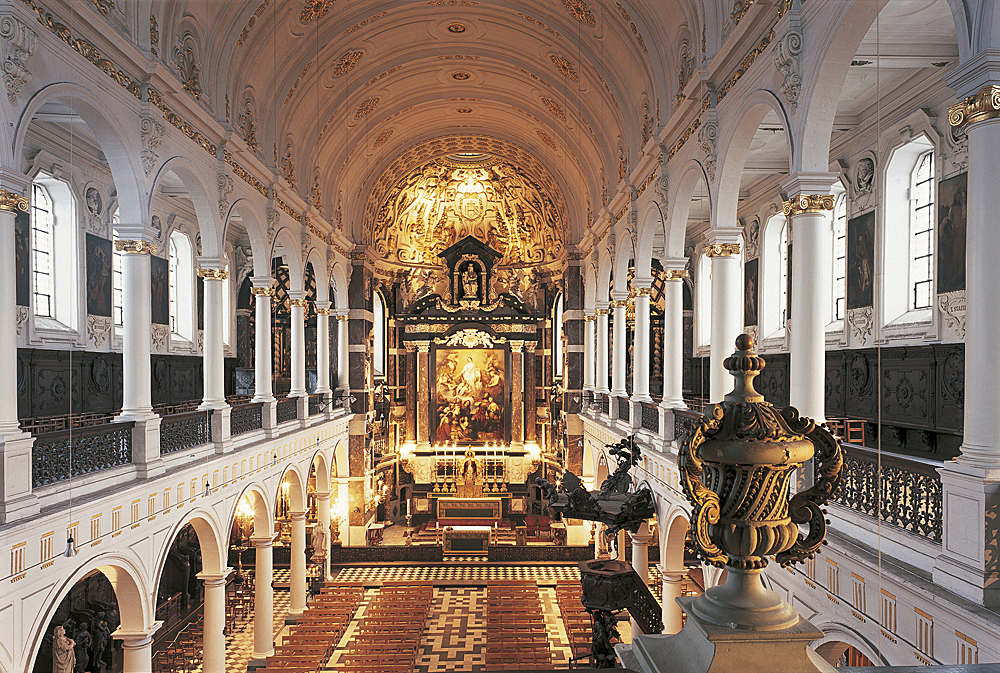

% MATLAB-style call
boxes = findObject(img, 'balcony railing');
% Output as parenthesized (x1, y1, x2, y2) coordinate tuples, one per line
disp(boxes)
(617, 396, 631, 423)
(160, 410, 210, 454)
(308, 393, 324, 417)
(230, 402, 263, 436)
(31, 421, 134, 488)
(674, 408, 702, 443)
(834, 443, 943, 542)
(601, 394, 610, 416)
(276, 397, 298, 424)
(640, 403, 659, 433)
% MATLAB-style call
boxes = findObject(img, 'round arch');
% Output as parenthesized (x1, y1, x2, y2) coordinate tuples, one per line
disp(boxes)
(666, 159, 711, 258)
(277, 463, 307, 513)
(596, 249, 614, 305)
(311, 449, 332, 495)
(151, 508, 227, 604)
(304, 250, 329, 303)
(25, 553, 152, 673)
(228, 482, 274, 539)
(226, 199, 272, 278)
(15, 83, 145, 225)
(813, 624, 886, 667)
(661, 510, 690, 571)
(583, 265, 598, 314)
(612, 231, 635, 296)
(329, 262, 349, 310)
(149, 156, 224, 258)
(271, 226, 305, 292)
(635, 200, 666, 280)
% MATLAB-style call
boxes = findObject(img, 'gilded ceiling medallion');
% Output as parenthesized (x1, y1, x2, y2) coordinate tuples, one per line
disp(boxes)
(332, 51, 363, 77)
(561, 0, 596, 27)
(373, 130, 394, 148)
(541, 98, 566, 121)
(452, 72, 471, 81)
(457, 108, 473, 114)
(300, 0, 335, 23)
(447, 23, 468, 34)
(550, 55, 579, 82)
(370, 155, 563, 268)
(537, 131, 556, 150)
(354, 97, 380, 119)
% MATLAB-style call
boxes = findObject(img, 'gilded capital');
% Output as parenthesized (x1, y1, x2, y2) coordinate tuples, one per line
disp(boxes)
(0, 189, 28, 212)
(315, 307, 334, 315)
(634, 287, 654, 297)
(509, 340, 524, 353)
(704, 242, 740, 258)
(662, 269, 689, 281)
(583, 315, 597, 322)
(782, 194, 835, 216)
(197, 268, 229, 280)
(250, 286, 276, 297)
(289, 298, 309, 307)
(595, 308, 611, 316)
(948, 84, 1000, 128)
(336, 314, 350, 322)
(115, 240, 157, 255)
(609, 299, 629, 309)
(416, 341, 431, 353)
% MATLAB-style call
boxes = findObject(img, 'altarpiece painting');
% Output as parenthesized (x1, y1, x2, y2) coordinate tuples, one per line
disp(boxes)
(434, 346, 507, 444)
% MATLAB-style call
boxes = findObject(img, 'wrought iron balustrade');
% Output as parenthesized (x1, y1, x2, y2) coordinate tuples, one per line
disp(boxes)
(32, 421, 134, 488)
(640, 403, 659, 433)
(230, 402, 263, 436)
(673, 408, 702, 443)
(601, 394, 610, 416)
(617, 396, 631, 423)
(160, 410, 210, 454)
(308, 394, 324, 416)
(276, 397, 298, 424)
(834, 443, 943, 542)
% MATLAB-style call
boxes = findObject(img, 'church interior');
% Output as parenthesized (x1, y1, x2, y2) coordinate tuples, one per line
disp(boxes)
(0, 0, 998, 671)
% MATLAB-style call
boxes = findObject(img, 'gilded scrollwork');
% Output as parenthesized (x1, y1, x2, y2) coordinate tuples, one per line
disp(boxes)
(433, 328, 505, 348)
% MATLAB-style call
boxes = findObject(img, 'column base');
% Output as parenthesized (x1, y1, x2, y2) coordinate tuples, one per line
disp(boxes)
(0, 431, 38, 523)
(122, 416, 164, 479)
(210, 407, 234, 454)
(260, 400, 278, 439)
(630, 598, 835, 673)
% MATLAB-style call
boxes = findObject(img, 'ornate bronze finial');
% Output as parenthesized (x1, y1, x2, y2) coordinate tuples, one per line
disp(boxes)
(678, 334, 843, 631)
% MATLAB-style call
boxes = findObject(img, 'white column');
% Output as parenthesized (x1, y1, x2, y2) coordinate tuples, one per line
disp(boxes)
(661, 263, 688, 408)
(781, 179, 837, 422)
(113, 623, 161, 673)
(596, 307, 610, 394)
(116, 225, 158, 418)
(198, 262, 228, 409)
(337, 477, 351, 545)
(336, 313, 349, 392)
(707, 234, 743, 402)
(289, 510, 307, 615)
(289, 293, 307, 397)
(251, 536, 275, 660)
(316, 303, 332, 395)
(632, 281, 653, 402)
(316, 492, 332, 580)
(250, 279, 274, 402)
(0, 192, 38, 522)
(199, 570, 230, 673)
(611, 295, 628, 396)
(630, 523, 652, 634)
(583, 315, 595, 392)
(658, 566, 685, 634)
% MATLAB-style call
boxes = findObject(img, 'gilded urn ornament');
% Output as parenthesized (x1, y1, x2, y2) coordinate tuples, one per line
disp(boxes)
(679, 334, 843, 631)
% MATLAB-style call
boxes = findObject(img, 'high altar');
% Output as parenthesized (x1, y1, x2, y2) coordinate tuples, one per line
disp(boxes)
(395, 235, 544, 513)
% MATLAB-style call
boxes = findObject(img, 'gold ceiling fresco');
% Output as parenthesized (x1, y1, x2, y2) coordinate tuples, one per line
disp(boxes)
(370, 155, 564, 267)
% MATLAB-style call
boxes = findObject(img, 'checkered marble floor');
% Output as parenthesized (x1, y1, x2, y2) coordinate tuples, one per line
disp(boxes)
(189, 588, 291, 673)
(331, 563, 581, 583)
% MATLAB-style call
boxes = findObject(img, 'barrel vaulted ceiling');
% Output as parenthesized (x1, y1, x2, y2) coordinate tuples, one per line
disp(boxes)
(157, 0, 703, 249)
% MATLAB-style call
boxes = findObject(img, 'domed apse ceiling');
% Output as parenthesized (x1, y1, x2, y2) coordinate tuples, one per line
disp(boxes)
(366, 141, 567, 269)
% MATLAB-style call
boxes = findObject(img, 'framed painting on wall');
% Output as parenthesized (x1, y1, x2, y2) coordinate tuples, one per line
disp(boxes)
(432, 346, 508, 444)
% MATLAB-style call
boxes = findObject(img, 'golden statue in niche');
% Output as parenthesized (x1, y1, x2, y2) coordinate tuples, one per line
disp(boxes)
(371, 154, 563, 267)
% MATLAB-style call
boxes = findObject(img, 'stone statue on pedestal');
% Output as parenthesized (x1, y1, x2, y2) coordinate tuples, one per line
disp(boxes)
(52, 625, 75, 673)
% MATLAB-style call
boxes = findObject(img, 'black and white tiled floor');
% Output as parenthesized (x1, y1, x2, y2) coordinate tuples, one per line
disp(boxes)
(331, 563, 581, 583)
(189, 589, 291, 673)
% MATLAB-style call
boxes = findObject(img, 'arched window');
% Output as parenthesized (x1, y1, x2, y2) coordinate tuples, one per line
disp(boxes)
(169, 230, 194, 341)
(112, 209, 122, 330)
(883, 136, 935, 326)
(696, 251, 712, 349)
(831, 192, 847, 324)
(373, 292, 386, 377)
(760, 213, 788, 338)
(30, 173, 77, 328)
(553, 292, 564, 377)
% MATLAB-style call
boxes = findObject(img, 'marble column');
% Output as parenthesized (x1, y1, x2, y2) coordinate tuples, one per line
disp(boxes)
(0, 190, 37, 522)
(405, 343, 417, 443)
(289, 293, 307, 398)
(932, 72, 1000, 608)
(251, 535, 275, 660)
(630, 523, 653, 634)
(198, 570, 230, 673)
(583, 314, 596, 393)
(115, 223, 162, 478)
(316, 303, 332, 396)
(417, 342, 431, 446)
(511, 341, 524, 448)
(197, 263, 228, 409)
(610, 296, 628, 397)
(289, 510, 307, 616)
(336, 313, 349, 392)
(250, 279, 275, 402)
(632, 280, 653, 403)
(596, 306, 610, 394)
(113, 622, 161, 673)
(782, 179, 837, 422)
(525, 342, 537, 443)
(658, 566, 686, 634)
(315, 492, 332, 580)
(707, 233, 743, 402)
(660, 264, 688, 409)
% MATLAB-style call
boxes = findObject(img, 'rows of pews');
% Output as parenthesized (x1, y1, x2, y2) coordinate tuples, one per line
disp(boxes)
(257, 584, 365, 673)
(555, 579, 594, 664)
(485, 580, 553, 669)
(337, 582, 433, 673)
